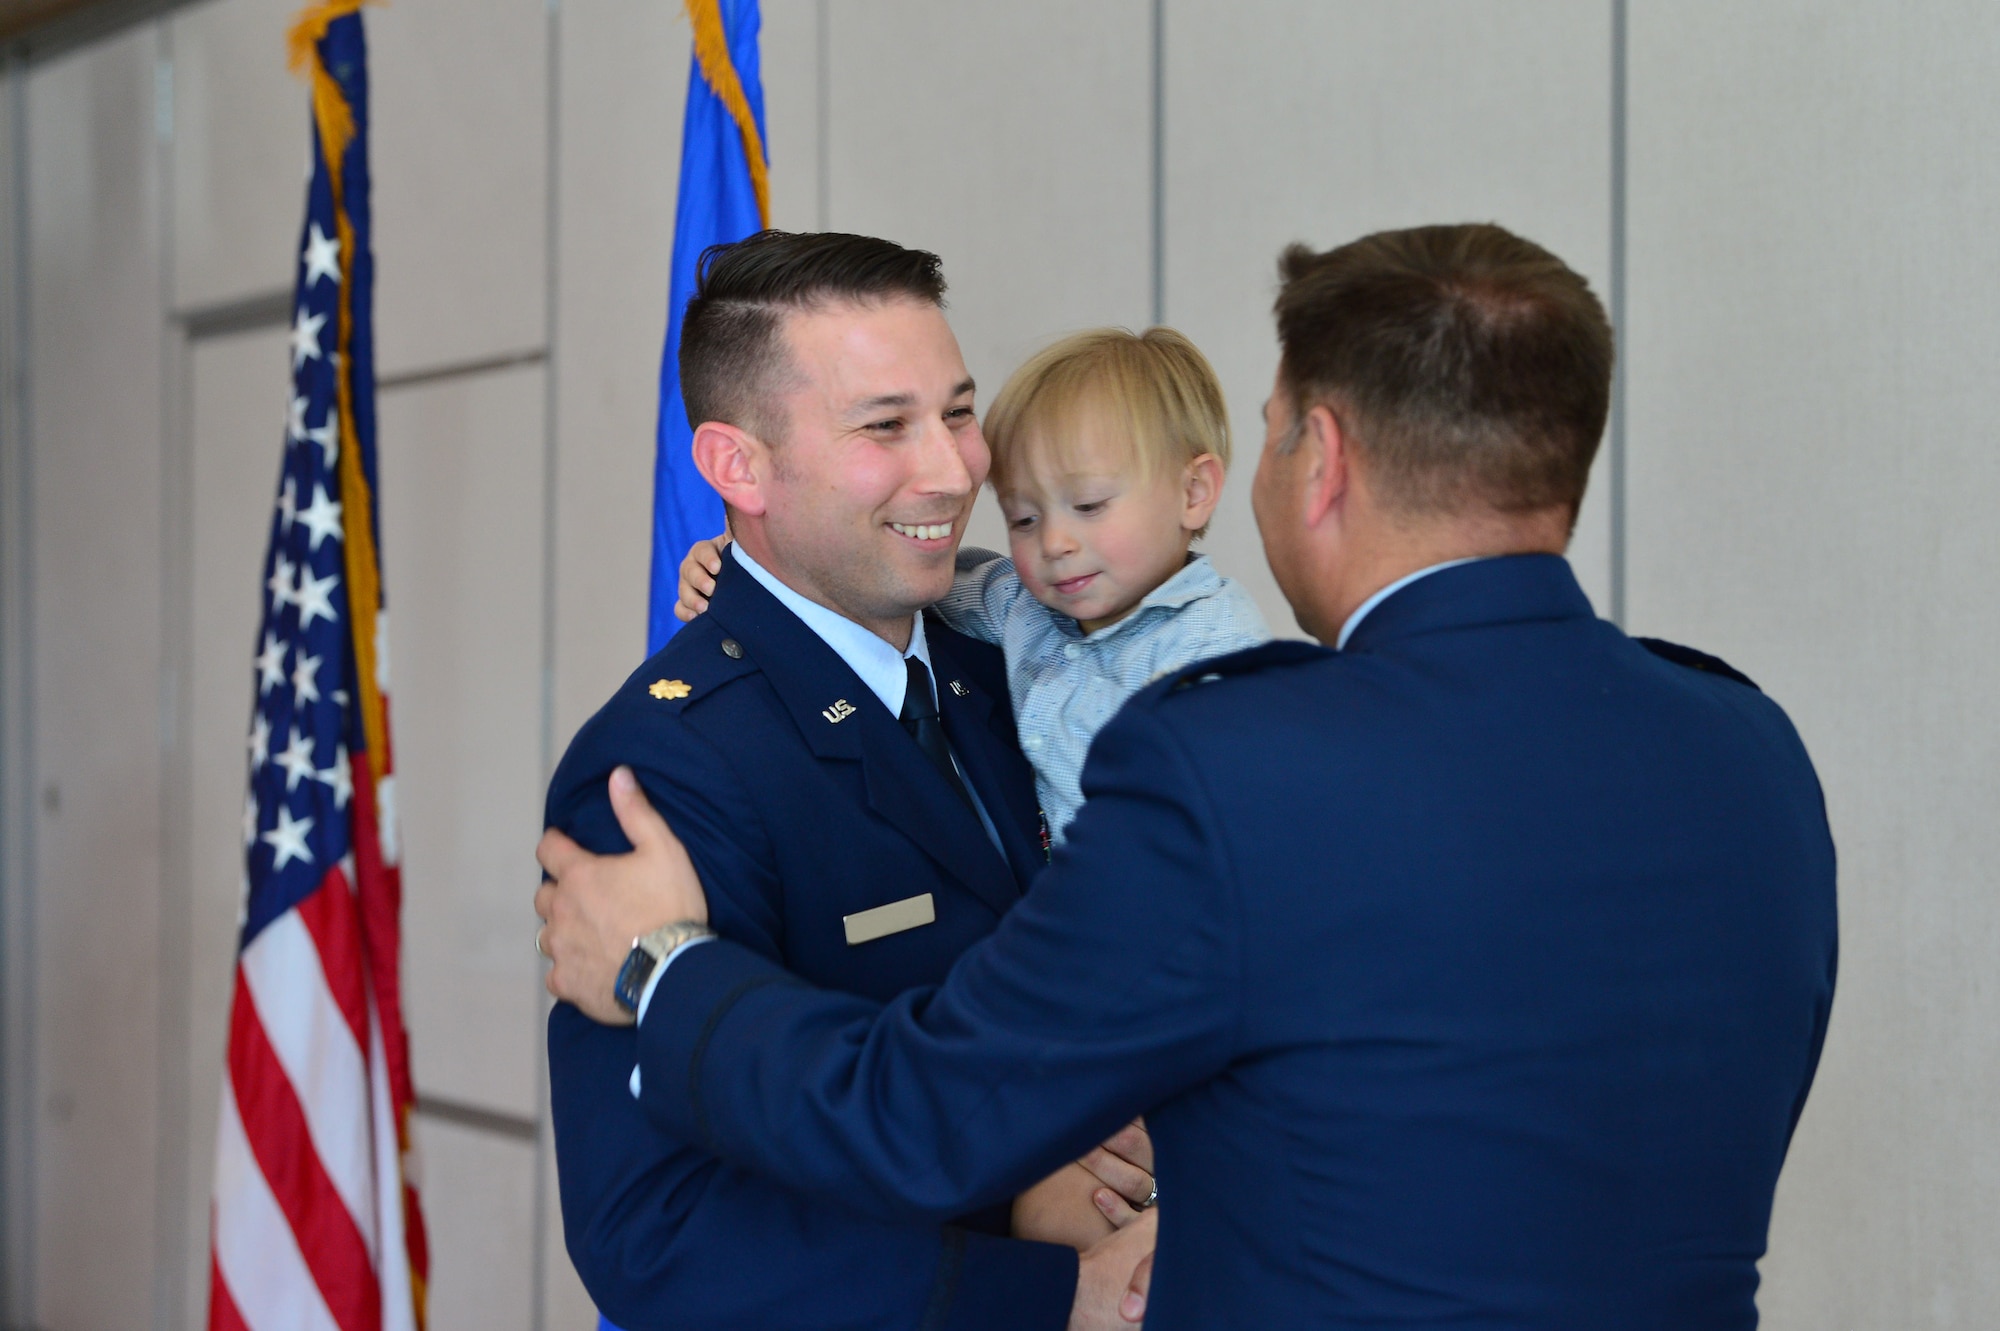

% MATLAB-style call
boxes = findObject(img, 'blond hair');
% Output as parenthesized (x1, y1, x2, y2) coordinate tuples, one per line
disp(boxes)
(984, 327, 1230, 502)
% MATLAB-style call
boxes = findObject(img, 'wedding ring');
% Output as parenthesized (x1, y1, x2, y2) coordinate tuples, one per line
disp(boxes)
(1137, 1177, 1158, 1210)
(534, 927, 548, 959)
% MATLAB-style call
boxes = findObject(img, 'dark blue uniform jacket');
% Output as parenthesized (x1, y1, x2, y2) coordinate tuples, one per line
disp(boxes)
(636, 554, 1840, 1329)
(544, 551, 1076, 1330)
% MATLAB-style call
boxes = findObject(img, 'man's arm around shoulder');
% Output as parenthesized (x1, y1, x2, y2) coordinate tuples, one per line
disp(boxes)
(543, 695, 1078, 1331)
(630, 701, 1244, 1223)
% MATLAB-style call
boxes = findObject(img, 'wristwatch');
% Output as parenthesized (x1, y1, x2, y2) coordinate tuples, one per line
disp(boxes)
(613, 919, 716, 1015)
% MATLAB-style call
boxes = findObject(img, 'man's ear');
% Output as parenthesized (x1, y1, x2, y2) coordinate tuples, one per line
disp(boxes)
(1179, 453, 1226, 533)
(691, 421, 769, 517)
(1298, 404, 1349, 527)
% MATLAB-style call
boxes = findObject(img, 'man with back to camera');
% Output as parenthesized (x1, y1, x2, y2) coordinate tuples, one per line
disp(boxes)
(539, 231, 1158, 1330)
(537, 222, 1840, 1328)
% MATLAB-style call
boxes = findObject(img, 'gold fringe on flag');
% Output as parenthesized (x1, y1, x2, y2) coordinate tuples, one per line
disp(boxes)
(287, 0, 390, 795)
(686, 0, 773, 227)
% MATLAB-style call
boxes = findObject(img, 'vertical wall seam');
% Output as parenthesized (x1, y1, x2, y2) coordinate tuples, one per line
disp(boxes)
(151, 20, 195, 1329)
(0, 46, 36, 1329)
(0, 54, 12, 1325)
(531, 3, 562, 1329)
(1608, 0, 1628, 627)
(1148, 0, 1164, 326)
(815, 0, 829, 230)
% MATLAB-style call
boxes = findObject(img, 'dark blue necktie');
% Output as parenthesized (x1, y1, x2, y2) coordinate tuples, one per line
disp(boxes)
(900, 656, 972, 808)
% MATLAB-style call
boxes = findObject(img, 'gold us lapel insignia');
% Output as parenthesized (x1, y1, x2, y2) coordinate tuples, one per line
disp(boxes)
(822, 698, 857, 723)
(649, 679, 692, 701)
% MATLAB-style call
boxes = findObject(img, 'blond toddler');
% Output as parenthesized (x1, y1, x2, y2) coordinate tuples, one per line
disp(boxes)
(678, 325, 1270, 845)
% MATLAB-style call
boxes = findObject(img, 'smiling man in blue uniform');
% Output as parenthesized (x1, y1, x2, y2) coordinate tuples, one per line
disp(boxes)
(538, 223, 1839, 1328)
(539, 231, 1159, 1331)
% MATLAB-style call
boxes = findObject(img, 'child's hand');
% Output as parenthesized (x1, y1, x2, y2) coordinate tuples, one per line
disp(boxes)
(674, 532, 732, 623)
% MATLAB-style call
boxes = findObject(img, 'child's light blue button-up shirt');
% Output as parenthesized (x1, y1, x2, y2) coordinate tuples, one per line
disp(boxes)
(933, 549, 1272, 843)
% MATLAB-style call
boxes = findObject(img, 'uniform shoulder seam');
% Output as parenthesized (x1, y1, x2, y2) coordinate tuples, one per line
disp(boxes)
(1151, 639, 1328, 700)
(1634, 636, 1761, 692)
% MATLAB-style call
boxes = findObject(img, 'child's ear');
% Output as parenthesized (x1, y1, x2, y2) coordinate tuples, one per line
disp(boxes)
(1180, 453, 1226, 533)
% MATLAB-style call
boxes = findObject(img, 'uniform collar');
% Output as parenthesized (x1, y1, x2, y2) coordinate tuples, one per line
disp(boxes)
(704, 547, 1030, 915)
(730, 544, 933, 714)
(1336, 558, 1485, 649)
(1339, 553, 1595, 654)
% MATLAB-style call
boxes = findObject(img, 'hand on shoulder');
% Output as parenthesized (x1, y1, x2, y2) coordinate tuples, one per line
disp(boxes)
(675, 531, 731, 623)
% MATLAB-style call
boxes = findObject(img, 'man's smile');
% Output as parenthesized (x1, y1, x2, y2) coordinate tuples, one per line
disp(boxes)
(888, 520, 955, 544)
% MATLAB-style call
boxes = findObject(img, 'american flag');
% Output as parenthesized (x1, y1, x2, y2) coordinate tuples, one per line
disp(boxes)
(210, 5, 429, 1329)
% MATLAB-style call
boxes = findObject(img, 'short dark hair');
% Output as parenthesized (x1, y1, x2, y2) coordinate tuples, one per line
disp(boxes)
(1273, 223, 1613, 518)
(679, 230, 948, 438)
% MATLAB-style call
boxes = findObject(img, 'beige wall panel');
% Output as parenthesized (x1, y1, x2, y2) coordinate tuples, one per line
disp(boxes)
(1624, 6, 2000, 1326)
(378, 364, 547, 1120)
(170, 0, 306, 310)
(548, 0, 684, 753)
(368, 0, 548, 376)
(179, 325, 294, 1329)
(760, 0, 822, 231)
(825, 0, 1153, 557)
(24, 27, 167, 1331)
(413, 1116, 538, 1331)
(1164, 0, 1614, 636)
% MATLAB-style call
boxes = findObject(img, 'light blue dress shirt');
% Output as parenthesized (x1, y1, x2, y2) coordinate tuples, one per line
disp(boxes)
(932, 550, 1272, 843)
(733, 544, 930, 716)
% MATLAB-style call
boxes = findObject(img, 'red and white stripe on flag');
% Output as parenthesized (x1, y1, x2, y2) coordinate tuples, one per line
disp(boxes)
(212, 856, 417, 1331)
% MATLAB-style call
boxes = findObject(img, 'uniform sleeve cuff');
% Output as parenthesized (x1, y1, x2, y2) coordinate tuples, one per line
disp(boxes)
(933, 1229, 1077, 1331)
(633, 936, 797, 1140)
(629, 942, 1081, 1327)
(627, 933, 718, 1097)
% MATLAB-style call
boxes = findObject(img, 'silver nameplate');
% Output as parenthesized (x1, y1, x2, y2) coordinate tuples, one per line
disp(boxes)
(842, 892, 936, 946)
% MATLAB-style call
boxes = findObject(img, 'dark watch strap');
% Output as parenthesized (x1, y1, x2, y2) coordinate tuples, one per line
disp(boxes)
(613, 920, 717, 1015)
(613, 945, 658, 1014)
